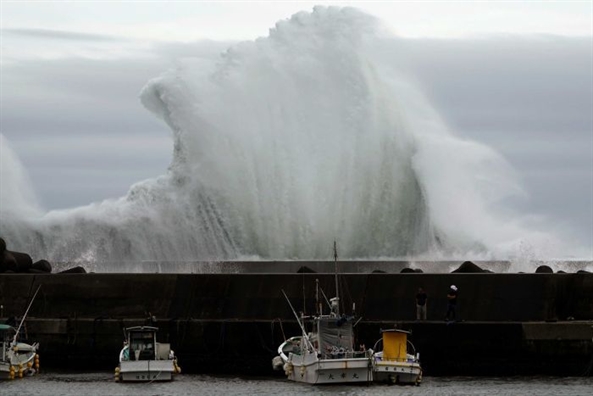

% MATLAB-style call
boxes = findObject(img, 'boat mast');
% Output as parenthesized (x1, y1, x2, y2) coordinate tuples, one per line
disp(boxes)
(334, 241, 339, 316)
(316, 279, 321, 316)
(13, 285, 41, 345)
(281, 290, 314, 351)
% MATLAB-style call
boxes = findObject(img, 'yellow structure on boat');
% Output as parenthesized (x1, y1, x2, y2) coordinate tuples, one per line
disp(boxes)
(372, 329, 422, 385)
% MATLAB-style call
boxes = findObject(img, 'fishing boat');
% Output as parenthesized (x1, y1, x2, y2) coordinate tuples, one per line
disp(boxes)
(371, 329, 422, 385)
(115, 326, 180, 382)
(1, 285, 42, 380)
(273, 242, 373, 384)
(0, 324, 39, 380)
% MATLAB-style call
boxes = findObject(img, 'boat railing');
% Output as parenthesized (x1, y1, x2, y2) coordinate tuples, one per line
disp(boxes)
(374, 355, 418, 363)
(321, 349, 369, 360)
(407, 340, 417, 356)
(284, 343, 302, 356)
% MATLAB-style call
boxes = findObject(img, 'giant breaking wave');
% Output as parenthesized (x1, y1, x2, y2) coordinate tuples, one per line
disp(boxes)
(0, 7, 568, 265)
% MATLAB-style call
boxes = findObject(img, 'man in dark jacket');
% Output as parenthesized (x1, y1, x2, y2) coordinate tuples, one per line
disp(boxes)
(415, 287, 428, 320)
(445, 285, 458, 321)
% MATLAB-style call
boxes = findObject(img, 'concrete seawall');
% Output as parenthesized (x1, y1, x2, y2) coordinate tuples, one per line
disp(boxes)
(1, 272, 593, 375)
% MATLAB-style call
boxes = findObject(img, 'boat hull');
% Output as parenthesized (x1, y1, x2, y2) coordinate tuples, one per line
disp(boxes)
(0, 342, 38, 380)
(373, 360, 422, 385)
(285, 353, 372, 384)
(0, 363, 13, 380)
(119, 360, 175, 382)
(0, 362, 37, 380)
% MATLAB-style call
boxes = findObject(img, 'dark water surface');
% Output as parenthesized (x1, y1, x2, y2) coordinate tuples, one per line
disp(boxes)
(3, 372, 593, 396)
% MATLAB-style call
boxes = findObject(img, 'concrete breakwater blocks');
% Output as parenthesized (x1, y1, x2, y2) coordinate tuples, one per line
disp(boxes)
(1, 272, 593, 375)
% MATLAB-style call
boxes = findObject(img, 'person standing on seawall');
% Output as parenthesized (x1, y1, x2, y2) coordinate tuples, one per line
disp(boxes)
(445, 285, 458, 322)
(415, 287, 428, 320)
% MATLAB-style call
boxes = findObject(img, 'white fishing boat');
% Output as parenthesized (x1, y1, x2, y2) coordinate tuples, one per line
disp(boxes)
(0, 324, 39, 380)
(371, 329, 422, 385)
(1, 285, 42, 381)
(115, 326, 180, 382)
(273, 242, 373, 384)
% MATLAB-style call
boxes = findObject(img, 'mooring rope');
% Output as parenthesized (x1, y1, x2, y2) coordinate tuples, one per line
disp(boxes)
(271, 318, 287, 343)
(579, 326, 593, 376)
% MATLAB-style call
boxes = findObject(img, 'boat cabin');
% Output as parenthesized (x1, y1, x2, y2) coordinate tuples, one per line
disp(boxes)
(0, 324, 14, 362)
(379, 329, 416, 362)
(315, 316, 367, 359)
(126, 326, 157, 361)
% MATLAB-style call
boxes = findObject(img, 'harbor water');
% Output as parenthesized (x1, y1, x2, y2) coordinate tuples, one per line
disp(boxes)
(3, 372, 593, 396)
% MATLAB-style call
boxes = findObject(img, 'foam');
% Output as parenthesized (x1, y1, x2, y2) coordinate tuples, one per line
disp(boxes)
(1, 7, 584, 266)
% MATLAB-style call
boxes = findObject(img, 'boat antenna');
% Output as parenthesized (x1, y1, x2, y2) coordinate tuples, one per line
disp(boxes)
(13, 285, 41, 345)
(319, 287, 332, 311)
(302, 271, 306, 316)
(281, 289, 314, 351)
(333, 241, 340, 316)
(315, 279, 320, 316)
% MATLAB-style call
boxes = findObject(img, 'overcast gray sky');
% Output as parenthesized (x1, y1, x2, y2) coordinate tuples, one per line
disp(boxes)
(1, 1, 592, 253)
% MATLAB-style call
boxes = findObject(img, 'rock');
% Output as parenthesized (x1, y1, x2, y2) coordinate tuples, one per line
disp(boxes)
(0, 239, 52, 274)
(59, 266, 87, 274)
(0, 246, 35, 273)
(400, 268, 423, 273)
(577, 270, 591, 274)
(452, 261, 485, 273)
(0, 250, 18, 273)
(7, 250, 33, 273)
(27, 268, 50, 274)
(32, 259, 52, 273)
(535, 265, 554, 274)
